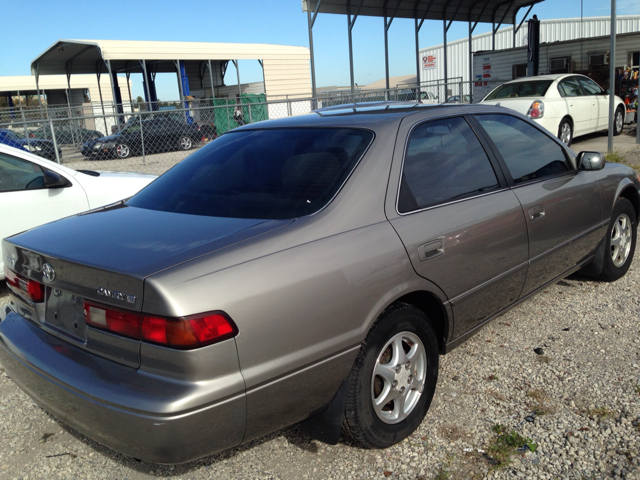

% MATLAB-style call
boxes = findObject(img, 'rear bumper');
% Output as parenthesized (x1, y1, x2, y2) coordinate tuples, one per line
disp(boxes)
(0, 312, 246, 464)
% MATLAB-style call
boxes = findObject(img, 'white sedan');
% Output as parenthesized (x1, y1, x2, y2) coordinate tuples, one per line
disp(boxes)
(479, 74, 626, 146)
(0, 144, 156, 279)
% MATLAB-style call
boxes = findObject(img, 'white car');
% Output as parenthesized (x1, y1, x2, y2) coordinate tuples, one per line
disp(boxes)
(479, 74, 626, 146)
(0, 144, 156, 279)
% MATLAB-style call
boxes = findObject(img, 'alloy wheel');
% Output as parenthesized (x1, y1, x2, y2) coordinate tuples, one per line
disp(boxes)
(180, 136, 192, 150)
(371, 331, 426, 424)
(559, 122, 572, 145)
(611, 213, 632, 267)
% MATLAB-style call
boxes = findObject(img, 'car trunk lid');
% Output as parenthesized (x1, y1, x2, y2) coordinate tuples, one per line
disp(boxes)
(3, 204, 291, 367)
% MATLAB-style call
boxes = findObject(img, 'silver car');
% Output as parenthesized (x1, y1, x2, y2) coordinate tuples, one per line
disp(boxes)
(1, 103, 638, 464)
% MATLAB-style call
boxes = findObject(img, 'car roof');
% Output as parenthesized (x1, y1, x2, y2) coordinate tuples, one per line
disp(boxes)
(500, 73, 584, 84)
(230, 102, 506, 131)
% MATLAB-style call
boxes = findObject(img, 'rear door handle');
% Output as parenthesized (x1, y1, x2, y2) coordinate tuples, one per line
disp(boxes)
(528, 205, 545, 221)
(418, 238, 444, 261)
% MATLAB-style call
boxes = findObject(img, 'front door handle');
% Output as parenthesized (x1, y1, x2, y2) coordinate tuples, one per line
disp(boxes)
(418, 238, 444, 261)
(528, 205, 545, 221)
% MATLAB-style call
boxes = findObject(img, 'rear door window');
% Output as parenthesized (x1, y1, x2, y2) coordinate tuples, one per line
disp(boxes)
(578, 77, 603, 95)
(398, 116, 500, 213)
(128, 128, 373, 219)
(558, 77, 584, 97)
(475, 114, 570, 184)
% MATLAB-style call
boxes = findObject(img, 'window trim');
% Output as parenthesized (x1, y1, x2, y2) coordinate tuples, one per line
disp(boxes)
(468, 112, 576, 188)
(394, 114, 508, 216)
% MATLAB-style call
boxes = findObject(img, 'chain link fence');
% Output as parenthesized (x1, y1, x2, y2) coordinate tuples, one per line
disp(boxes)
(0, 82, 474, 176)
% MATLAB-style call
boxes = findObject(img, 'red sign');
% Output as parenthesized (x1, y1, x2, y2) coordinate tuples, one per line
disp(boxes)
(422, 55, 436, 70)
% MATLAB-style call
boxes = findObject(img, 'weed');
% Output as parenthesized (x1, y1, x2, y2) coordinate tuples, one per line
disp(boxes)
(438, 425, 466, 442)
(486, 424, 537, 468)
(488, 390, 507, 402)
(433, 467, 450, 480)
(536, 355, 550, 364)
(527, 389, 556, 415)
(486, 374, 498, 381)
(633, 383, 640, 394)
(606, 150, 624, 163)
(584, 407, 614, 419)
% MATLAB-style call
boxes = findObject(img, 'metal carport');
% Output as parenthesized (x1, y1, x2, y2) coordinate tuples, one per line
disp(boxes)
(302, 0, 545, 97)
(30, 40, 311, 114)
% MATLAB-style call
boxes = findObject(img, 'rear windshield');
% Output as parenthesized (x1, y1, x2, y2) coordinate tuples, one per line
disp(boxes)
(484, 80, 553, 100)
(127, 128, 373, 219)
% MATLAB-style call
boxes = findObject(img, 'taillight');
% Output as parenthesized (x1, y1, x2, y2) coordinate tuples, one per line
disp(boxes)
(527, 100, 544, 119)
(142, 313, 237, 349)
(82, 300, 237, 349)
(4, 266, 45, 303)
(84, 301, 141, 339)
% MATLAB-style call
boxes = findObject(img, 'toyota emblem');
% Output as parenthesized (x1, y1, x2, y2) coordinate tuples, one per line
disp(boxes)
(42, 263, 56, 282)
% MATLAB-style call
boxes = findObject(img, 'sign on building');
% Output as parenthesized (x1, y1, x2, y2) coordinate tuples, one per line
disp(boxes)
(422, 55, 436, 70)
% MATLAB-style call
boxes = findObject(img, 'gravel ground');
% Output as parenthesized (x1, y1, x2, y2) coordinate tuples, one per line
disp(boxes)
(1, 257, 639, 480)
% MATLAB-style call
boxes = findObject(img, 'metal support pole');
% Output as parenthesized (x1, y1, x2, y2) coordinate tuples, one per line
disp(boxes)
(208, 60, 216, 99)
(608, 0, 616, 153)
(106, 60, 119, 128)
(384, 14, 390, 95)
(306, 0, 322, 103)
(382, 1, 400, 95)
(258, 60, 265, 97)
(175, 60, 186, 106)
(96, 68, 109, 135)
(348, 2, 355, 94)
(469, 21, 473, 103)
(234, 60, 242, 98)
(17, 90, 27, 124)
(35, 62, 44, 114)
(49, 118, 61, 164)
(492, 21, 496, 50)
(65, 68, 77, 147)
(141, 60, 153, 112)
(125, 70, 133, 108)
(415, 18, 421, 92)
(139, 113, 146, 165)
(444, 19, 448, 99)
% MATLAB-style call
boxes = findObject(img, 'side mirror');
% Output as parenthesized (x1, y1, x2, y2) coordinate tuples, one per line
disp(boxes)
(577, 151, 605, 171)
(43, 169, 71, 188)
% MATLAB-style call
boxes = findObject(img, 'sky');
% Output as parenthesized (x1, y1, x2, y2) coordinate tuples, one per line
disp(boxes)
(1, 0, 638, 100)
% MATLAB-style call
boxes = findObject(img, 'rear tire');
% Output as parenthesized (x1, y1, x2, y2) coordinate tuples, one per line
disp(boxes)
(598, 197, 636, 282)
(178, 136, 193, 151)
(342, 303, 439, 448)
(613, 107, 624, 136)
(558, 118, 573, 146)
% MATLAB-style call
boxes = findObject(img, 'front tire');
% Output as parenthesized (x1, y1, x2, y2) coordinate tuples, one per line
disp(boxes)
(343, 303, 439, 448)
(115, 143, 131, 159)
(598, 198, 637, 282)
(613, 107, 624, 136)
(558, 118, 573, 146)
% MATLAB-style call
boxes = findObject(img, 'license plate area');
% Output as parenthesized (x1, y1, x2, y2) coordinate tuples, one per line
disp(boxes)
(45, 288, 87, 342)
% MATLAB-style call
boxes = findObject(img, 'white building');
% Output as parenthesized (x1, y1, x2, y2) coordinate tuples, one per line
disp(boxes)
(419, 15, 640, 86)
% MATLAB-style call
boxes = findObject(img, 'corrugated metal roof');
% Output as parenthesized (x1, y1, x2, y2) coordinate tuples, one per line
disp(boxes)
(0, 75, 127, 102)
(32, 40, 309, 75)
(30, 40, 312, 98)
(302, 0, 545, 26)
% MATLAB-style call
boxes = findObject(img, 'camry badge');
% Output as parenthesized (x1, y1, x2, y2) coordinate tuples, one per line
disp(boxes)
(97, 287, 136, 304)
(42, 263, 56, 282)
